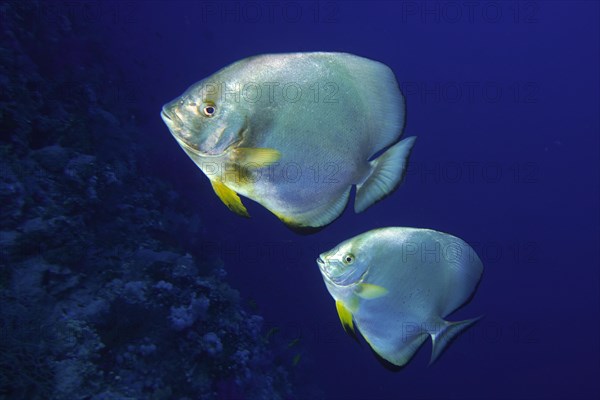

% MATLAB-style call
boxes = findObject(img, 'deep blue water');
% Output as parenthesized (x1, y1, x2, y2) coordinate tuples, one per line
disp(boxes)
(1, 1, 599, 399)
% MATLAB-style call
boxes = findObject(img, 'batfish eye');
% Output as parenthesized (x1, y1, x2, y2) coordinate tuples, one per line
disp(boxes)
(202, 105, 216, 117)
(343, 254, 355, 265)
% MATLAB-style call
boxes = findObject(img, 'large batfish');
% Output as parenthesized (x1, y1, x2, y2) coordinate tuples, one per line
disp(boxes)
(161, 52, 416, 231)
(317, 227, 483, 367)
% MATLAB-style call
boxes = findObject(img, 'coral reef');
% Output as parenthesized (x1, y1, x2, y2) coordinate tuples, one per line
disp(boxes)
(0, 2, 296, 399)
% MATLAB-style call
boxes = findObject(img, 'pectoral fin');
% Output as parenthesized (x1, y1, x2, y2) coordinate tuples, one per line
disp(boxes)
(210, 179, 249, 218)
(232, 147, 281, 168)
(335, 300, 355, 334)
(356, 283, 388, 299)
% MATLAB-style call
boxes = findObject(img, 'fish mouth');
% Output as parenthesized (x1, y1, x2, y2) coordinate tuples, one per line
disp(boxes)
(160, 109, 172, 121)
(161, 106, 180, 124)
(316, 255, 331, 276)
(162, 105, 248, 158)
(316, 255, 344, 285)
(161, 111, 174, 128)
(160, 106, 205, 154)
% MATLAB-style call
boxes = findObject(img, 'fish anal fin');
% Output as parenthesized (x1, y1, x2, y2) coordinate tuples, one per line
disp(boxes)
(210, 179, 250, 218)
(335, 300, 355, 335)
(364, 329, 428, 368)
(356, 283, 388, 299)
(232, 147, 281, 168)
(429, 316, 483, 365)
(354, 136, 416, 213)
(275, 188, 350, 230)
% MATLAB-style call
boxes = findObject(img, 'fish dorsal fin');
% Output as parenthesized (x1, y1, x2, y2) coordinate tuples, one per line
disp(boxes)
(210, 179, 250, 217)
(354, 136, 416, 213)
(356, 283, 388, 299)
(232, 147, 281, 167)
(335, 300, 355, 334)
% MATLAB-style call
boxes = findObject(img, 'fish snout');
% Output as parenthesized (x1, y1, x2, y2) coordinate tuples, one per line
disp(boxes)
(160, 106, 172, 121)
(161, 103, 181, 124)
(161, 104, 191, 144)
(161, 96, 188, 125)
(317, 254, 338, 279)
(317, 255, 331, 273)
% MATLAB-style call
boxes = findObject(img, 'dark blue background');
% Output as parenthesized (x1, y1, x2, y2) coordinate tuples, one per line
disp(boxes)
(98, 1, 598, 399)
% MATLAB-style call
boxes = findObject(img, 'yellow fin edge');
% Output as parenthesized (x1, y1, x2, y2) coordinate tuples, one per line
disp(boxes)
(210, 180, 249, 218)
(335, 300, 354, 334)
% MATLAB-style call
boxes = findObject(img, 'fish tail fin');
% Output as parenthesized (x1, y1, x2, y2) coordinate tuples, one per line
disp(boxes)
(429, 316, 483, 365)
(354, 136, 416, 213)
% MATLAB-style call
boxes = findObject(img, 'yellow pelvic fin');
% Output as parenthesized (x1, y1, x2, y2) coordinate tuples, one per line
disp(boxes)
(232, 147, 281, 168)
(335, 300, 355, 334)
(356, 283, 388, 299)
(210, 179, 250, 218)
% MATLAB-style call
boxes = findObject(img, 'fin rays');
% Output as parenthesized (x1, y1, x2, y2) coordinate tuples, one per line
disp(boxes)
(210, 180, 250, 217)
(430, 316, 483, 365)
(355, 136, 417, 213)
(335, 300, 355, 334)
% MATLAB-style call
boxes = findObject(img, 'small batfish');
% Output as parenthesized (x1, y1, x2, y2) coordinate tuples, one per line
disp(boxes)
(317, 227, 484, 367)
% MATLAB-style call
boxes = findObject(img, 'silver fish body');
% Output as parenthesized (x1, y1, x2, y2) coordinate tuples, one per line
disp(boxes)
(317, 227, 484, 367)
(161, 52, 416, 230)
